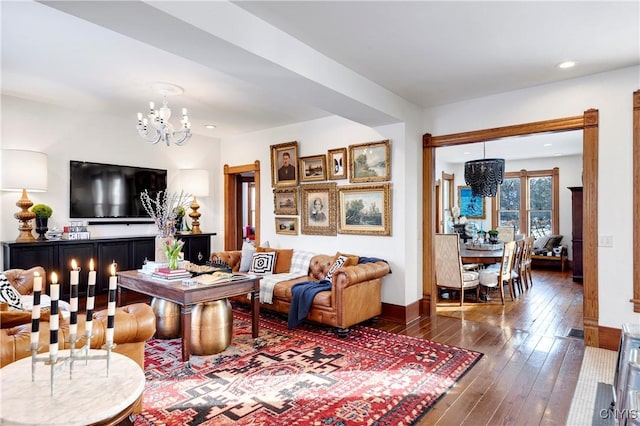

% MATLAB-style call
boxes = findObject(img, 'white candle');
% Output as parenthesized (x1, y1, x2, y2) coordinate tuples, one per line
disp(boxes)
(86, 259, 96, 339)
(30, 272, 42, 347)
(69, 259, 79, 336)
(106, 263, 117, 345)
(49, 273, 59, 359)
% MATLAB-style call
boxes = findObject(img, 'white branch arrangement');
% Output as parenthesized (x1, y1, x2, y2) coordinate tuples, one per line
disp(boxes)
(140, 190, 192, 237)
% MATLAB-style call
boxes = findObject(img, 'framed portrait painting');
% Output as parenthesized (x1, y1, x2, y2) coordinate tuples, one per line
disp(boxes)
(270, 141, 298, 187)
(348, 139, 390, 183)
(299, 154, 327, 182)
(275, 217, 298, 235)
(300, 183, 337, 236)
(458, 186, 485, 219)
(327, 148, 347, 180)
(273, 187, 298, 215)
(338, 183, 391, 236)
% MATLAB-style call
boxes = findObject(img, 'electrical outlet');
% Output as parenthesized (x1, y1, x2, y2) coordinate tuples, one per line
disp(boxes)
(599, 235, 613, 247)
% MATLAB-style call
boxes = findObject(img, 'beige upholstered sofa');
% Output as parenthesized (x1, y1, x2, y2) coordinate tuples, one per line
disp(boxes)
(210, 250, 391, 336)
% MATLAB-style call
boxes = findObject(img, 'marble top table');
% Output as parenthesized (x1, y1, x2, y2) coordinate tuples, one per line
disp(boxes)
(0, 349, 145, 426)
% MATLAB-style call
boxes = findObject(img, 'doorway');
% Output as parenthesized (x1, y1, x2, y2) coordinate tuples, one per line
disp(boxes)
(223, 161, 260, 250)
(423, 111, 600, 347)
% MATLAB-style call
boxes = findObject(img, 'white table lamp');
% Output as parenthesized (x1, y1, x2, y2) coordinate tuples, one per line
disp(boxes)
(1, 150, 48, 242)
(179, 169, 209, 234)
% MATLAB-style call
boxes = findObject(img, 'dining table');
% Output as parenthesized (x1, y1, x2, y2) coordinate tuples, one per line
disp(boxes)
(460, 247, 504, 265)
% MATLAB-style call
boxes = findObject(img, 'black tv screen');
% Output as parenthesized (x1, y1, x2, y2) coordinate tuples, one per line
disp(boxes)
(70, 161, 167, 219)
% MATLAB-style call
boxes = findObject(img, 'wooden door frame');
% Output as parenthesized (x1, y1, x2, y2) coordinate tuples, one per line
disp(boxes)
(630, 91, 640, 312)
(223, 161, 260, 250)
(423, 110, 600, 346)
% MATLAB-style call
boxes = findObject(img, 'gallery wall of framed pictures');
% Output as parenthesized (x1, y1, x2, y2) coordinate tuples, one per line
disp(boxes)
(269, 139, 392, 236)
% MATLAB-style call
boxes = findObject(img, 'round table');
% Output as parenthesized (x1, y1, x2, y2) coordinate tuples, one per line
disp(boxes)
(0, 349, 145, 426)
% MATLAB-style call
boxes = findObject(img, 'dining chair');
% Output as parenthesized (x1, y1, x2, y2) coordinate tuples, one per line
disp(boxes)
(435, 233, 480, 306)
(478, 240, 517, 304)
(522, 236, 535, 289)
(511, 239, 526, 296)
(496, 226, 516, 243)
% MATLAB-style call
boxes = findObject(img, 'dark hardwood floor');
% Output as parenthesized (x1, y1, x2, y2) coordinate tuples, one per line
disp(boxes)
(368, 268, 584, 425)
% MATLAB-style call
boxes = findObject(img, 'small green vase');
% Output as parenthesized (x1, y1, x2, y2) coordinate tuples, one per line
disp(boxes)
(168, 254, 180, 270)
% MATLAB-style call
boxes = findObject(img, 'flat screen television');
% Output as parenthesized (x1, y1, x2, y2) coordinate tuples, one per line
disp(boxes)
(69, 160, 167, 219)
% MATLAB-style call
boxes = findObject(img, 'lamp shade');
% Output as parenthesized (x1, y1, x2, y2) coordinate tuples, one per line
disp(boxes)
(1, 150, 48, 192)
(179, 169, 209, 197)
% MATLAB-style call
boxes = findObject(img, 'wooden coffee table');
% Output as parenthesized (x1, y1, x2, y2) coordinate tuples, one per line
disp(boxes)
(117, 270, 260, 365)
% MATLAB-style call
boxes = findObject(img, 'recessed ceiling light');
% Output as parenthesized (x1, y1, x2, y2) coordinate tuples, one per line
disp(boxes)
(463, 151, 471, 155)
(554, 153, 563, 156)
(204, 124, 217, 129)
(557, 61, 577, 69)
(544, 143, 552, 147)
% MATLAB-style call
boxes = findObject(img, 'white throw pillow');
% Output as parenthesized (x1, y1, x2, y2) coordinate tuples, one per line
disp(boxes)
(0, 273, 24, 310)
(533, 236, 550, 249)
(239, 241, 257, 272)
(249, 252, 277, 275)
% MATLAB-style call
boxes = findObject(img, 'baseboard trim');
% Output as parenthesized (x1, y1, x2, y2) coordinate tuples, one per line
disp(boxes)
(380, 301, 421, 324)
(598, 325, 621, 351)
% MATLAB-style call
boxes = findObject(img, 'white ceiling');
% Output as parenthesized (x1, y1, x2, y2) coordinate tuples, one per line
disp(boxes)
(1, 1, 638, 161)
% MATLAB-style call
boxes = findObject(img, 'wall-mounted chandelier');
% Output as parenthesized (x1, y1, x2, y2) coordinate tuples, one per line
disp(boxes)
(464, 143, 505, 198)
(136, 82, 192, 146)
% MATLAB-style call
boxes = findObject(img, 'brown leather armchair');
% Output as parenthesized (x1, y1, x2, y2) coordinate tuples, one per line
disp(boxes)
(1, 267, 156, 413)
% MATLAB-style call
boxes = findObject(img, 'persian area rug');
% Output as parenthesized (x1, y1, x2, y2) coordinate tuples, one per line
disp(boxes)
(135, 308, 482, 425)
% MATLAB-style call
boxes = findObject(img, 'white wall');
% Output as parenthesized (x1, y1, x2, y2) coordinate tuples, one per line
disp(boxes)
(426, 65, 640, 328)
(220, 116, 413, 306)
(1, 95, 223, 264)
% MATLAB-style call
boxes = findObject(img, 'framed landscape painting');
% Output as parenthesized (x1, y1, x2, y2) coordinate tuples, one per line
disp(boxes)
(299, 154, 327, 182)
(348, 140, 390, 183)
(458, 186, 485, 219)
(275, 217, 298, 235)
(273, 188, 298, 215)
(338, 183, 391, 236)
(270, 141, 299, 187)
(327, 148, 347, 180)
(300, 183, 337, 236)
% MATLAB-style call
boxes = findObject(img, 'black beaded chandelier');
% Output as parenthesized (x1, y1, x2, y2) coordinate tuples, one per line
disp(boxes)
(464, 143, 505, 198)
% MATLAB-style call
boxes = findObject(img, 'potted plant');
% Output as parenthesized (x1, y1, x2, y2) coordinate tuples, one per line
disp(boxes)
(31, 204, 53, 240)
(488, 229, 499, 244)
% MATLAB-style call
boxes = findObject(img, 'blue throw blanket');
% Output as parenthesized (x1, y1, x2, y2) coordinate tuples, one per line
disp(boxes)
(358, 257, 391, 273)
(288, 279, 331, 328)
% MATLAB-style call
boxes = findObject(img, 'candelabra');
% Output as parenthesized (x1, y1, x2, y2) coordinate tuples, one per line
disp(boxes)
(28, 260, 117, 396)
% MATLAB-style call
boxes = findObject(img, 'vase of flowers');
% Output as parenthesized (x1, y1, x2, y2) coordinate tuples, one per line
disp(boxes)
(164, 238, 184, 269)
(140, 189, 191, 262)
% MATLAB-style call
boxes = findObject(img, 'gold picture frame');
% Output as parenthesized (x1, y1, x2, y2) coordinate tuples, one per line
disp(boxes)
(300, 182, 337, 236)
(338, 183, 392, 236)
(327, 148, 347, 180)
(271, 141, 299, 187)
(275, 217, 298, 235)
(458, 185, 486, 219)
(348, 139, 390, 183)
(273, 187, 298, 215)
(299, 154, 327, 182)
